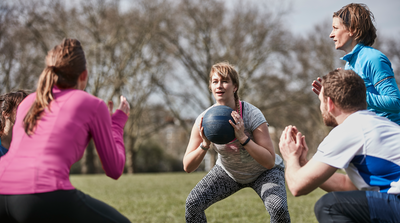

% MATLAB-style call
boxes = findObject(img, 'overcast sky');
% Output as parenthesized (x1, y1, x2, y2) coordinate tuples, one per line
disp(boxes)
(119, 0, 399, 37)
(287, 0, 400, 38)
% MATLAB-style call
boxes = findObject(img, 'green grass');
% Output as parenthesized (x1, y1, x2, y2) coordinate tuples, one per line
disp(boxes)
(70, 172, 326, 223)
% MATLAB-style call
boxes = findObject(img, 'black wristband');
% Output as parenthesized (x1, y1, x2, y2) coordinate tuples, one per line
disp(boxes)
(240, 137, 251, 146)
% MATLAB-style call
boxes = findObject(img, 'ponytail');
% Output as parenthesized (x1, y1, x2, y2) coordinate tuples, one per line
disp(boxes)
(23, 67, 58, 135)
(234, 93, 241, 117)
(23, 38, 86, 135)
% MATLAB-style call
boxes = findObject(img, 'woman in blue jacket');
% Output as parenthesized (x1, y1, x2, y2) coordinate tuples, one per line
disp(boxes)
(313, 3, 400, 125)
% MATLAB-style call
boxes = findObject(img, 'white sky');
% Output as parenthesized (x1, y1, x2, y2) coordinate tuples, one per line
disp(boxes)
(287, 0, 400, 38)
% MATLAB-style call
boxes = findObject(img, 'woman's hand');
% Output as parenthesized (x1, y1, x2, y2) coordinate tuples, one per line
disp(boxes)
(108, 96, 130, 116)
(199, 117, 211, 148)
(117, 96, 130, 116)
(312, 77, 322, 95)
(107, 101, 114, 116)
(229, 111, 247, 142)
(183, 117, 211, 173)
(312, 68, 342, 95)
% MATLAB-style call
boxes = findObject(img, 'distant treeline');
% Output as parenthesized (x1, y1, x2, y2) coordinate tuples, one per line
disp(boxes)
(1, 0, 399, 173)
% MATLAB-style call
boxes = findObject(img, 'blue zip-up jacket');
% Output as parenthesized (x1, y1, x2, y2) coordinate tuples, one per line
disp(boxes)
(341, 43, 400, 125)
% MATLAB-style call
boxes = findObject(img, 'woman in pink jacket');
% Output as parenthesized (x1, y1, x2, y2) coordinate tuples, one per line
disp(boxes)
(0, 39, 131, 223)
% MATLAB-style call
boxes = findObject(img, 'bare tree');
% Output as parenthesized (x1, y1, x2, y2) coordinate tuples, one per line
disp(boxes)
(1, 0, 174, 173)
(157, 0, 291, 169)
(72, 0, 174, 173)
(250, 20, 345, 157)
(0, 1, 51, 93)
(4, 0, 397, 174)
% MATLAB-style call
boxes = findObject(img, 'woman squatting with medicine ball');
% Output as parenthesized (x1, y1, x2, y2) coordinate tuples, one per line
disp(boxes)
(183, 62, 291, 223)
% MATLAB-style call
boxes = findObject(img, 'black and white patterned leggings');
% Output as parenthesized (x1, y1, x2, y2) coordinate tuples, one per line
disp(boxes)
(185, 164, 291, 222)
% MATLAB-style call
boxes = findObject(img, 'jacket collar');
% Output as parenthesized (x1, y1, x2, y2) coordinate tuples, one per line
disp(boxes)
(341, 43, 365, 62)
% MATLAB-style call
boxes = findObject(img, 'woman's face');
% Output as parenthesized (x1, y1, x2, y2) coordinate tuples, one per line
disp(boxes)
(210, 72, 237, 104)
(329, 17, 355, 53)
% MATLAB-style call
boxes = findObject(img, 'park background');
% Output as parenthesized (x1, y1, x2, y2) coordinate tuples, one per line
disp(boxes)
(1, 0, 399, 221)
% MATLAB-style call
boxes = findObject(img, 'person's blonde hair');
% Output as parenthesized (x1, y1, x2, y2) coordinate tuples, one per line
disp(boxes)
(333, 3, 376, 46)
(209, 62, 241, 115)
(23, 38, 86, 135)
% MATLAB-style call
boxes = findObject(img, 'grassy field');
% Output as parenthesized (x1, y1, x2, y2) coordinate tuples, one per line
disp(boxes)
(70, 172, 326, 223)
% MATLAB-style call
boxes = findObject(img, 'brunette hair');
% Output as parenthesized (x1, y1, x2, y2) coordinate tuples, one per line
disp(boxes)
(0, 90, 28, 135)
(209, 62, 241, 115)
(333, 3, 376, 46)
(23, 38, 86, 135)
(321, 69, 367, 112)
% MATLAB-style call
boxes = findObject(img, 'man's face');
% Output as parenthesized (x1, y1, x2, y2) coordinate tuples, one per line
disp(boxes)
(319, 87, 338, 127)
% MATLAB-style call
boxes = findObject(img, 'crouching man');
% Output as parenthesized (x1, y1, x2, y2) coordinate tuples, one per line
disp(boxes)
(279, 69, 400, 222)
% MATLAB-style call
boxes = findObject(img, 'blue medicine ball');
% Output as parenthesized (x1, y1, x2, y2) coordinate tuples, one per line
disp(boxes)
(203, 105, 236, 144)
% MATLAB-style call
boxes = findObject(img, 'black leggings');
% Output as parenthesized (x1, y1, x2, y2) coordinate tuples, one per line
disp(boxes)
(0, 189, 130, 223)
(185, 164, 290, 223)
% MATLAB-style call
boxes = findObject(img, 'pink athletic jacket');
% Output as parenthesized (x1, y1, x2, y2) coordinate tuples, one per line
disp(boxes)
(0, 87, 128, 194)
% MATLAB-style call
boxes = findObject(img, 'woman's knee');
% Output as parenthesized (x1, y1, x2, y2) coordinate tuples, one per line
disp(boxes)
(185, 190, 205, 212)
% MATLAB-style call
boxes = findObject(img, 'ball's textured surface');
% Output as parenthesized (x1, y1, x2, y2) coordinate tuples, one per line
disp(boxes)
(203, 105, 235, 144)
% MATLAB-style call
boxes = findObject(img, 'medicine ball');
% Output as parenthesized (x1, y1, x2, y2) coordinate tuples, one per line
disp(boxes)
(202, 105, 236, 144)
